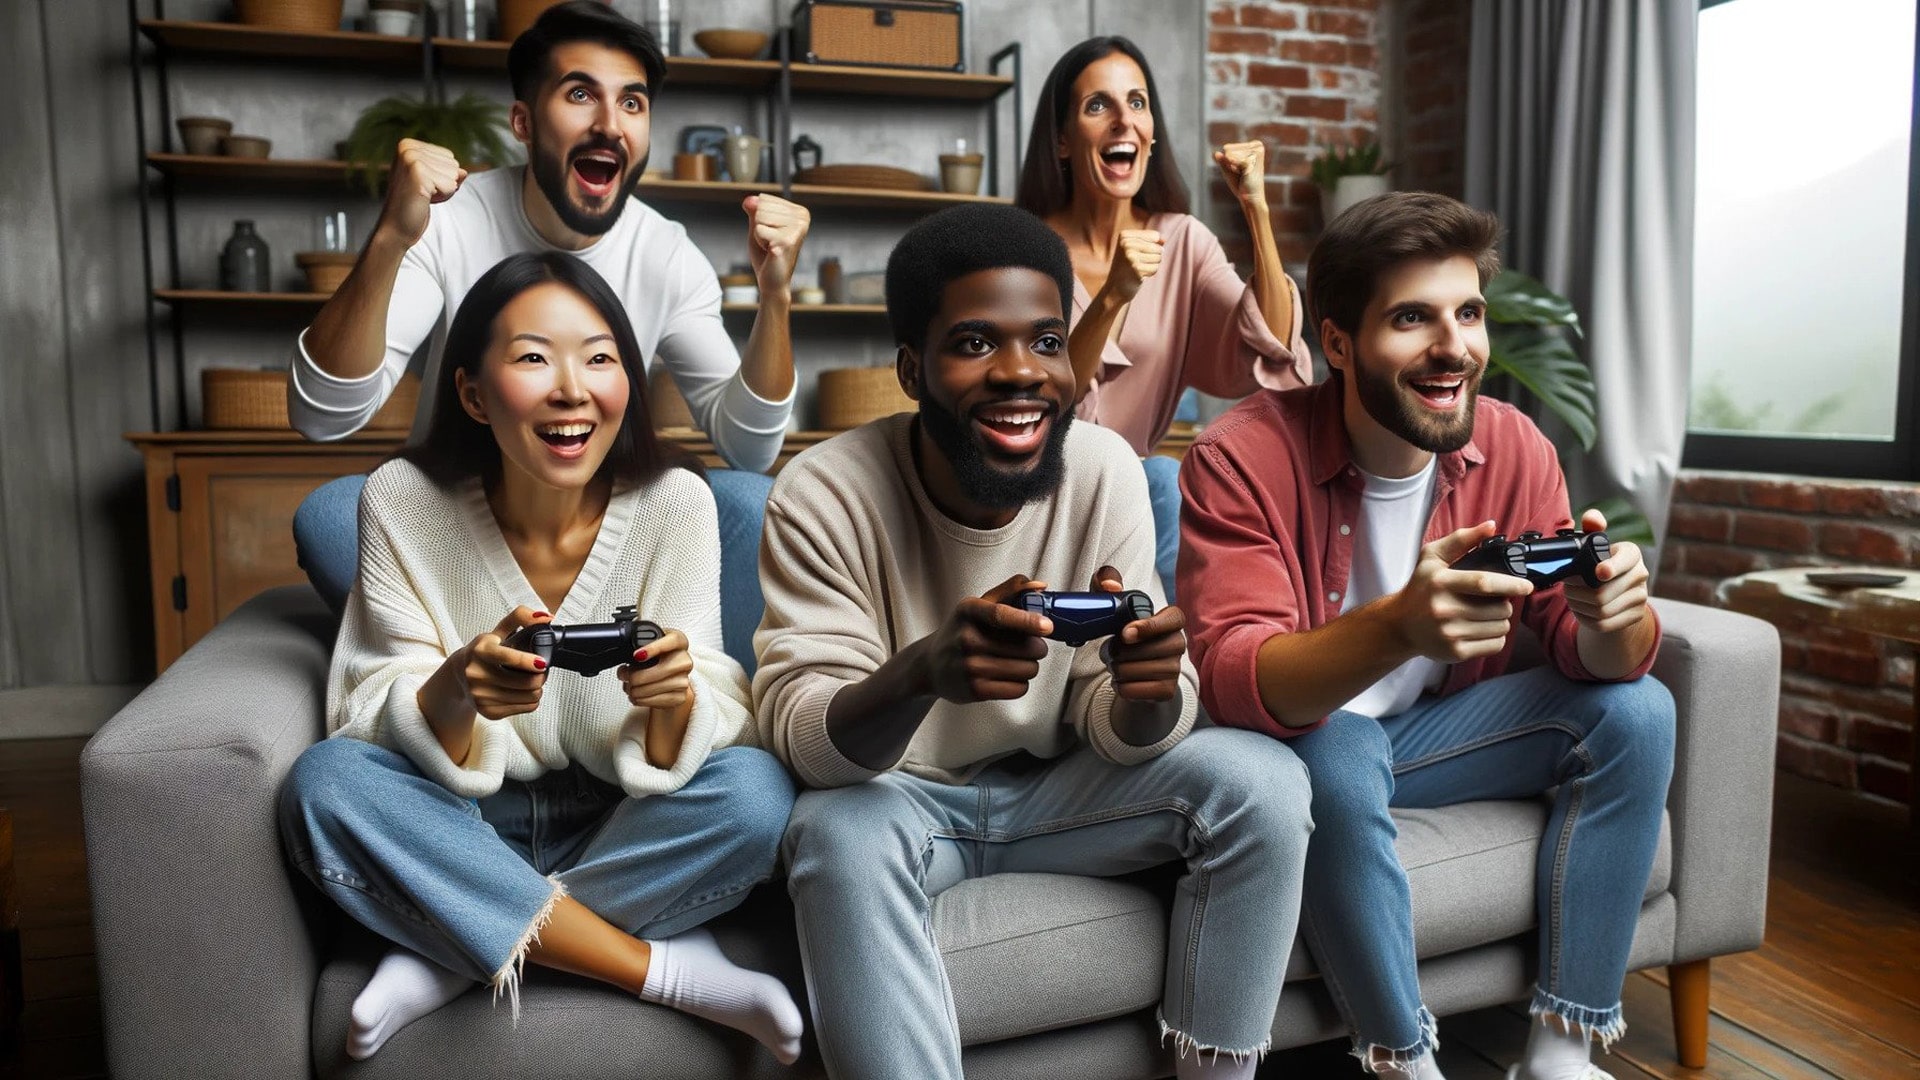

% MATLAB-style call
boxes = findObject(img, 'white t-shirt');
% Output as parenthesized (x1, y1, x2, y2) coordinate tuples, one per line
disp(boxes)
(1338, 457, 1445, 718)
(288, 167, 793, 473)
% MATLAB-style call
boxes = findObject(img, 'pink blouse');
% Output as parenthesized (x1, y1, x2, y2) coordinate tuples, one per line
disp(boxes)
(1070, 212, 1312, 455)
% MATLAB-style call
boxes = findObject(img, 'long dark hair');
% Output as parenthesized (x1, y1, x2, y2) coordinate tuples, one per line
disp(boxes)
(1016, 36, 1190, 218)
(402, 251, 696, 491)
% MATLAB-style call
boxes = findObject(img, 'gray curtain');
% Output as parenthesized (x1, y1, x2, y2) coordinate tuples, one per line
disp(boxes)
(1465, 0, 1696, 543)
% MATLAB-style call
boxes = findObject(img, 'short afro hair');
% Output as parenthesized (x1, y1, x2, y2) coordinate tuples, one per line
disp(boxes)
(885, 204, 1074, 350)
(507, 0, 665, 105)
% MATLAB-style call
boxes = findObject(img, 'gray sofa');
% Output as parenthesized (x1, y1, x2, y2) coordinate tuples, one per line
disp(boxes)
(82, 587, 1777, 1078)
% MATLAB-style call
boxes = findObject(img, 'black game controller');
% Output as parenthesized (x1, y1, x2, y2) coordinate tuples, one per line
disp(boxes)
(503, 606, 664, 676)
(1007, 590, 1157, 646)
(1451, 529, 1610, 588)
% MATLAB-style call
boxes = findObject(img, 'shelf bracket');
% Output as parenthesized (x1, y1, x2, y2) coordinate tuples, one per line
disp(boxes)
(987, 43, 1021, 198)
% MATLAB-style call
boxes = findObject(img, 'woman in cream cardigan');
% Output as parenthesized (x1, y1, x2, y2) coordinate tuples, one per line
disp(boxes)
(278, 252, 801, 1064)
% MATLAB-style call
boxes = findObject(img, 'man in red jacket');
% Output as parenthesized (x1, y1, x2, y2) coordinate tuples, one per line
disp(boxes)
(1177, 192, 1673, 1080)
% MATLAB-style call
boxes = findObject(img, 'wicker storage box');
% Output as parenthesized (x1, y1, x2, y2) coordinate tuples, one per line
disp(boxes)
(816, 366, 913, 430)
(793, 0, 963, 71)
(201, 368, 419, 431)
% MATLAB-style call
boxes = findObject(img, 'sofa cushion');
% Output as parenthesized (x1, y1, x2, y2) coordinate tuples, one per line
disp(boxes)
(311, 800, 1672, 1076)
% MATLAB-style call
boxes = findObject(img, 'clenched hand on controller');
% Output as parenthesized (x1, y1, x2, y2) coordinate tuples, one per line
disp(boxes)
(416, 605, 698, 770)
(1560, 508, 1657, 679)
(822, 572, 1187, 772)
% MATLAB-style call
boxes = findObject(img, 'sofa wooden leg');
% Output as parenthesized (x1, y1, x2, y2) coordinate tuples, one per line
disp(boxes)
(1669, 958, 1710, 1068)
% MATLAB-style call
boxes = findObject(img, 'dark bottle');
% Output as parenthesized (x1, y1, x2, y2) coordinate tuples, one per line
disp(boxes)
(219, 220, 271, 293)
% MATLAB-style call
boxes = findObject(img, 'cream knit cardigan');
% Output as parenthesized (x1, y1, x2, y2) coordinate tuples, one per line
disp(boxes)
(328, 458, 756, 799)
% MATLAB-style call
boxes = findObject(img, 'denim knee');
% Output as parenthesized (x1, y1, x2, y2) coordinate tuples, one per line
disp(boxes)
(1172, 728, 1314, 842)
(784, 782, 927, 890)
(1294, 713, 1394, 815)
(1583, 676, 1676, 780)
(279, 737, 401, 858)
(698, 746, 796, 866)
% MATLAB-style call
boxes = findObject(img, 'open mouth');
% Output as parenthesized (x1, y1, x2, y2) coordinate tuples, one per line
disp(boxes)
(1097, 142, 1140, 183)
(1407, 373, 1468, 410)
(970, 400, 1054, 457)
(536, 420, 596, 459)
(570, 149, 622, 199)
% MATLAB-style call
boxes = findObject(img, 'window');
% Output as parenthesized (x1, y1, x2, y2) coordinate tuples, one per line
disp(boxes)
(1685, 0, 1920, 479)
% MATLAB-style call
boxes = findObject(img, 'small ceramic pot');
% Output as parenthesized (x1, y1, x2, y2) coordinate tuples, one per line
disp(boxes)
(722, 284, 759, 305)
(222, 135, 273, 159)
(176, 116, 232, 156)
(938, 152, 983, 195)
(795, 287, 826, 306)
(672, 152, 714, 181)
(368, 10, 416, 35)
(296, 250, 358, 294)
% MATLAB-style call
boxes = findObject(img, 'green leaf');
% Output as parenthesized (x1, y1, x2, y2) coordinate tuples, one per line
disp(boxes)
(341, 93, 516, 196)
(1485, 271, 1582, 336)
(1487, 330, 1598, 450)
(1580, 495, 1655, 547)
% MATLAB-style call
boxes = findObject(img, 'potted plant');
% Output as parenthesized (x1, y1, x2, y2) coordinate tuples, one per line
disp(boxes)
(340, 92, 517, 196)
(1309, 141, 1390, 225)
(1483, 270, 1652, 544)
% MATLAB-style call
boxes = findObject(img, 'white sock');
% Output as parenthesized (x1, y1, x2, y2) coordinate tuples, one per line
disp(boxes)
(1375, 1051, 1447, 1080)
(1515, 1017, 1594, 1080)
(639, 927, 804, 1064)
(1174, 1050, 1258, 1080)
(347, 947, 476, 1060)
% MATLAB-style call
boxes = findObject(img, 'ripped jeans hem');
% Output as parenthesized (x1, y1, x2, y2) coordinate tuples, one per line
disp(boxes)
(1530, 987, 1626, 1052)
(1348, 1005, 1440, 1073)
(1155, 1010, 1271, 1064)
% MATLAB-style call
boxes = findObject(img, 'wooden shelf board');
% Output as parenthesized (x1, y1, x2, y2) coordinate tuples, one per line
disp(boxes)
(788, 183, 1009, 209)
(138, 19, 420, 65)
(788, 62, 1012, 100)
(146, 152, 372, 184)
(635, 178, 777, 202)
(156, 289, 330, 306)
(720, 303, 885, 315)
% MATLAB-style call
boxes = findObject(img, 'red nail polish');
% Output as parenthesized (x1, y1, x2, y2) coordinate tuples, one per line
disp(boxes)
(533, 611, 550, 619)
(532, 659, 547, 670)
(633, 649, 649, 662)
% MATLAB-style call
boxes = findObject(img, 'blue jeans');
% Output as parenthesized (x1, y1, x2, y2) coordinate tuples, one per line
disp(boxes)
(279, 738, 795, 991)
(293, 470, 777, 673)
(782, 726, 1314, 1080)
(1286, 666, 1675, 1064)
(1142, 454, 1181, 606)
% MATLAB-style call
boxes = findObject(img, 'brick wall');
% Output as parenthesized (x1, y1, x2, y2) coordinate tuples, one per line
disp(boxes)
(1204, 0, 1384, 266)
(1656, 469, 1919, 807)
(1202, 0, 1474, 267)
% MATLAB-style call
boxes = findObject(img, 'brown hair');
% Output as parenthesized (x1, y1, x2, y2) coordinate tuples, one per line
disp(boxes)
(1306, 191, 1501, 338)
(1015, 37, 1189, 218)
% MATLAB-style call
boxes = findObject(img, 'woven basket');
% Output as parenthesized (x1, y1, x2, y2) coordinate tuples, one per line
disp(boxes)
(817, 366, 912, 430)
(647, 366, 697, 431)
(234, 0, 345, 32)
(202, 369, 420, 431)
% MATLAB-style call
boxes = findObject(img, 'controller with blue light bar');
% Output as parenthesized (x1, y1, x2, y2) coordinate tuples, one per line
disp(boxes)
(1450, 529, 1610, 589)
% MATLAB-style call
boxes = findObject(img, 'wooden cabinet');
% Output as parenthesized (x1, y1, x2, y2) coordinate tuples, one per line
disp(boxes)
(128, 432, 401, 671)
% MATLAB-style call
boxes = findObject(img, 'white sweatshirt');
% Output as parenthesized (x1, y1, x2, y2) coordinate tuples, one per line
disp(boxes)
(288, 166, 793, 472)
(328, 457, 756, 799)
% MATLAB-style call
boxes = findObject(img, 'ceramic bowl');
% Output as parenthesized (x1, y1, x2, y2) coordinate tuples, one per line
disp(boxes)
(694, 28, 769, 60)
(222, 135, 273, 159)
(176, 116, 232, 156)
(368, 10, 416, 35)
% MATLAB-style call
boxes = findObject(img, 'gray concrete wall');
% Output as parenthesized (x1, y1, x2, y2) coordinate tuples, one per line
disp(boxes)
(0, 0, 1202, 688)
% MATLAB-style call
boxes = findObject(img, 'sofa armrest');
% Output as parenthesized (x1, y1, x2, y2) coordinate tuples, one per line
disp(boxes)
(1648, 598, 1780, 963)
(82, 587, 336, 1079)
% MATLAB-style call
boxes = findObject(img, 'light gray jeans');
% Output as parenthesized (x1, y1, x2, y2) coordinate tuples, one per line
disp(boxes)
(782, 725, 1314, 1080)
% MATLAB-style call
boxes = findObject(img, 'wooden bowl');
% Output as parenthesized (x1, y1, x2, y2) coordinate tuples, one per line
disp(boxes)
(694, 28, 769, 60)
(235, 0, 344, 33)
(296, 251, 358, 294)
(221, 135, 272, 159)
(176, 116, 232, 156)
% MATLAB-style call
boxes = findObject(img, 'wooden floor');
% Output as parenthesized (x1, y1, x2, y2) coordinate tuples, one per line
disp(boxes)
(1, 738, 1915, 1079)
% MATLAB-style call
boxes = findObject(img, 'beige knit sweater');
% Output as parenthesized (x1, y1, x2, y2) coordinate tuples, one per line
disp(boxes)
(329, 458, 755, 799)
(753, 414, 1198, 788)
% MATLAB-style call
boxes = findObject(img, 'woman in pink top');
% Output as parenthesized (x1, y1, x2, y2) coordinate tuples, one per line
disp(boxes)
(1016, 35, 1313, 457)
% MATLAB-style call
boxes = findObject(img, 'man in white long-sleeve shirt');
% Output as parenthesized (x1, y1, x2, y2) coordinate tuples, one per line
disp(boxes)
(290, 0, 807, 609)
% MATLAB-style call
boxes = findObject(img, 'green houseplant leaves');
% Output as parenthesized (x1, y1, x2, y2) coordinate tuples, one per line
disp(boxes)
(1484, 270, 1596, 452)
(343, 93, 516, 196)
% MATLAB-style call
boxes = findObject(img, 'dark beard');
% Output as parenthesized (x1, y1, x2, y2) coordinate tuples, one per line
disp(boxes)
(1352, 360, 1479, 454)
(529, 136, 646, 237)
(917, 394, 1074, 512)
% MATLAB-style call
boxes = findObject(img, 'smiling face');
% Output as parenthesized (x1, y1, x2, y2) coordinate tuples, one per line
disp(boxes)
(901, 267, 1077, 517)
(513, 41, 652, 237)
(1057, 51, 1154, 203)
(1323, 254, 1490, 475)
(456, 281, 631, 492)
